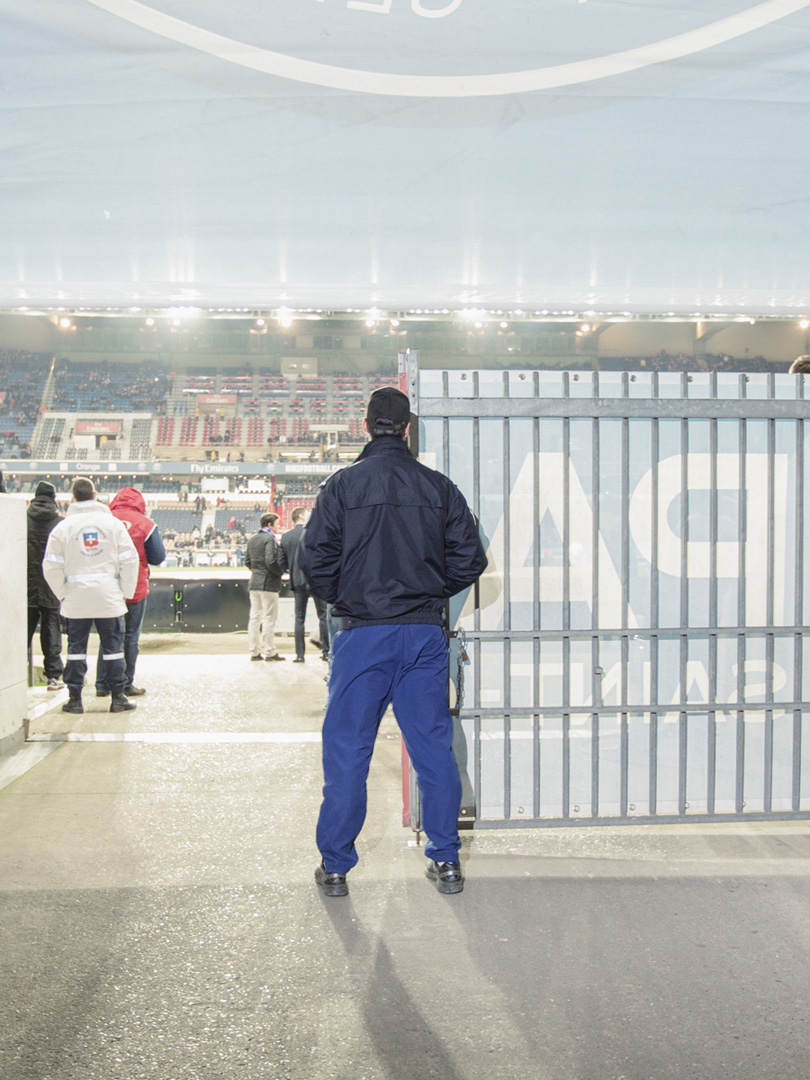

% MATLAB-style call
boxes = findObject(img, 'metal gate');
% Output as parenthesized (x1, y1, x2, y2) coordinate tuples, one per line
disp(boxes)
(408, 357, 810, 827)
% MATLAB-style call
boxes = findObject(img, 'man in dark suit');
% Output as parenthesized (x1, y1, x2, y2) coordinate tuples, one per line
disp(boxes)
(279, 507, 328, 663)
(27, 481, 64, 690)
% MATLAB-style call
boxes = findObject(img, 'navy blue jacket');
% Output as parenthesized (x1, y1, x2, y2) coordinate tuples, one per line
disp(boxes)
(278, 522, 308, 589)
(298, 436, 487, 627)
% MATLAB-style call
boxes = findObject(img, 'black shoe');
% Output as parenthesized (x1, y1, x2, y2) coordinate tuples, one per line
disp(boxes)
(62, 695, 83, 714)
(110, 692, 136, 713)
(293, 656, 305, 663)
(315, 862, 348, 897)
(321, 654, 329, 662)
(95, 689, 110, 698)
(124, 685, 146, 696)
(265, 654, 286, 662)
(250, 654, 263, 661)
(425, 861, 464, 895)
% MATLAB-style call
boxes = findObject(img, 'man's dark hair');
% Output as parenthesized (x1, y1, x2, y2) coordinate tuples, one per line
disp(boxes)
(260, 513, 278, 528)
(72, 477, 96, 502)
(789, 355, 810, 374)
(291, 506, 307, 523)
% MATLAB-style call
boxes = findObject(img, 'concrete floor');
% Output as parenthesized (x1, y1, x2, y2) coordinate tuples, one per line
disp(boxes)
(2, 634, 810, 1079)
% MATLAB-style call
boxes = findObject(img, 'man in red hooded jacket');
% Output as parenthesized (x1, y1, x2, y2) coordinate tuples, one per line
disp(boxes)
(96, 487, 165, 697)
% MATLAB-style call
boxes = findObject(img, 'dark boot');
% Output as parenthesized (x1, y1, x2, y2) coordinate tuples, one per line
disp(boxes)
(110, 692, 136, 713)
(62, 693, 83, 714)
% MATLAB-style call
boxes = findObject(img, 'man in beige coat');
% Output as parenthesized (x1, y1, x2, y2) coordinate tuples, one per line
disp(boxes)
(43, 477, 139, 714)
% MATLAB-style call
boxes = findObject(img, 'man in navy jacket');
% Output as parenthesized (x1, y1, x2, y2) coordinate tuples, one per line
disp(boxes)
(298, 387, 487, 897)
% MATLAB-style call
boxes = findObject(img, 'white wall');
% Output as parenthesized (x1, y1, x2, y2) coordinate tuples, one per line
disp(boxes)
(0, 496, 28, 753)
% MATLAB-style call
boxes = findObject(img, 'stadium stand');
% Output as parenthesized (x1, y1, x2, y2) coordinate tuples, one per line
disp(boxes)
(150, 508, 202, 533)
(51, 359, 171, 412)
(0, 349, 51, 457)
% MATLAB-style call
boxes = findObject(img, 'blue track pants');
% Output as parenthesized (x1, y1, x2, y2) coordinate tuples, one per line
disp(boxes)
(317, 623, 462, 873)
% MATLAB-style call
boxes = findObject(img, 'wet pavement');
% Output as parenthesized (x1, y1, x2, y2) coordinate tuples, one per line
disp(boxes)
(2, 634, 810, 1079)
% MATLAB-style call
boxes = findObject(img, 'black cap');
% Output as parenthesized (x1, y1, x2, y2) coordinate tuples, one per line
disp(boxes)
(35, 481, 56, 500)
(366, 387, 411, 436)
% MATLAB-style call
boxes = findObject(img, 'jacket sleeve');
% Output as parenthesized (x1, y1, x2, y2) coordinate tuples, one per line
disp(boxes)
(144, 526, 166, 566)
(42, 526, 67, 603)
(117, 523, 140, 599)
(297, 481, 343, 602)
(244, 542, 252, 570)
(277, 535, 289, 574)
(264, 534, 280, 573)
(443, 483, 488, 597)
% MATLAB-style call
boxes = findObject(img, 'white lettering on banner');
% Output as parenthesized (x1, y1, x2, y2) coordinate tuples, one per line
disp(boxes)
(464, 451, 631, 628)
(465, 448, 791, 639)
(628, 453, 789, 624)
(731, 661, 788, 704)
(190, 463, 241, 474)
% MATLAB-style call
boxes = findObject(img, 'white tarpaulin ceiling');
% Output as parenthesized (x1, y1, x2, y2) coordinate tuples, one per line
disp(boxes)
(3, 0, 810, 315)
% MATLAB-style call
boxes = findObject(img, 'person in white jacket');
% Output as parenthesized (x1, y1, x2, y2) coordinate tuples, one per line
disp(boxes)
(43, 477, 140, 714)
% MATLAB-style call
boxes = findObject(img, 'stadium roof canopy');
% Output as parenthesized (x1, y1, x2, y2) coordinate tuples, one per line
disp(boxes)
(3, 0, 810, 319)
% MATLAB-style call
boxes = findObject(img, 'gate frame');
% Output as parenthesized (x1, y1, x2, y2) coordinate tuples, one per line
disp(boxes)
(403, 353, 810, 829)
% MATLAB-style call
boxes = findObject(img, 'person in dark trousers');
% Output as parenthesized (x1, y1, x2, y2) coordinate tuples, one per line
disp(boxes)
(298, 387, 488, 898)
(244, 513, 285, 661)
(43, 477, 139, 715)
(27, 481, 64, 690)
(96, 487, 165, 698)
(279, 507, 329, 663)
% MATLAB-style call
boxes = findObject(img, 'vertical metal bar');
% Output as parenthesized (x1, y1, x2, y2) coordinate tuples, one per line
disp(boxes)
(503, 414, 511, 819)
(591, 663, 599, 817)
(563, 640, 571, 819)
(708, 635, 718, 815)
(620, 410, 630, 818)
(472, 404, 482, 821)
(736, 417, 747, 813)
(622, 416, 630, 631)
(679, 419, 689, 815)
(562, 417, 571, 818)
(533, 414, 541, 819)
(681, 417, 689, 636)
(679, 697, 688, 815)
(620, 638, 629, 818)
(710, 419, 718, 629)
(797, 419, 805, 633)
(767, 418, 775, 630)
(764, 419, 776, 812)
(708, 417, 718, 815)
(650, 418, 660, 815)
(402, 349, 420, 828)
(592, 417, 601, 817)
(593, 417, 600, 631)
(794, 419, 805, 811)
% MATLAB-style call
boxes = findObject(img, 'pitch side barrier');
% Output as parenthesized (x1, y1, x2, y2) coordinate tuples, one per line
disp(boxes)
(409, 360, 810, 828)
